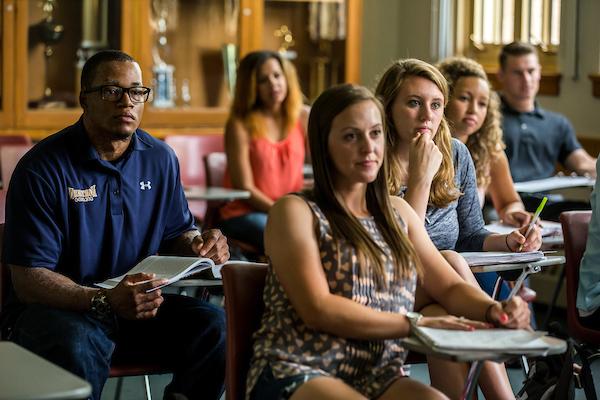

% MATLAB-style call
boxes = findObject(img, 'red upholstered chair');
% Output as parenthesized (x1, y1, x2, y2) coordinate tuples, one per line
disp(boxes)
(203, 152, 265, 260)
(0, 144, 33, 189)
(0, 135, 31, 147)
(560, 211, 600, 343)
(164, 134, 224, 222)
(222, 262, 268, 400)
(560, 210, 600, 398)
(0, 223, 168, 400)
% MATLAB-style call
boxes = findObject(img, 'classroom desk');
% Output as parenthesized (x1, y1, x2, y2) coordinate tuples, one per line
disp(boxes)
(402, 334, 566, 400)
(0, 341, 92, 400)
(184, 186, 250, 201)
(471, 255, 565, 299)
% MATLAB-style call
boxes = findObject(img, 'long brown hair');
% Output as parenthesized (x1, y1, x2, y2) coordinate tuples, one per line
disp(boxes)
(375, 58, 460, 208)
(230, 51, 303, 138)
(309, 84, 422, 286)
(437, 56, 504, 188)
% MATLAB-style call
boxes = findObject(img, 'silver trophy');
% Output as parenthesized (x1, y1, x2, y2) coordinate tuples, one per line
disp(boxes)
(151, 0, 178, 108)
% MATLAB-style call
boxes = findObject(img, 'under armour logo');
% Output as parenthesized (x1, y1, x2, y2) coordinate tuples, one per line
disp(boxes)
(139, 181, 152, 190)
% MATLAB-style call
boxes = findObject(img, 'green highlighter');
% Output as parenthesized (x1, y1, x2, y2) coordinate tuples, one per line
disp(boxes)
(518, 196, 548, 252)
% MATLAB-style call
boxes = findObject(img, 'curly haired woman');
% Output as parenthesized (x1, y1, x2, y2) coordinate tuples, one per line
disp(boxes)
(437, 56, 531, 228)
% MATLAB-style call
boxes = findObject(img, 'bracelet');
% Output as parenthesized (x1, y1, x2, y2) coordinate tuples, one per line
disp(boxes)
(505, 234, 513, 252)
(485, 302, 497, 323)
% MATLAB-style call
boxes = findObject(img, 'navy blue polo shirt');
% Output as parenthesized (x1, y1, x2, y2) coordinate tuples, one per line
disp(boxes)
(2, 119, 195, 286)
(501, 97, 581, 182)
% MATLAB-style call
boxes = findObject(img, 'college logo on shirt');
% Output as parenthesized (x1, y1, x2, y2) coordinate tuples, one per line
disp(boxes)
(68, 185, 98, 203)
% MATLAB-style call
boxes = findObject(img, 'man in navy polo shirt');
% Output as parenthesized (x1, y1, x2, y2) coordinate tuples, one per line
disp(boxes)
(498, 41, 596, 220)
(0, 50, 229, 400)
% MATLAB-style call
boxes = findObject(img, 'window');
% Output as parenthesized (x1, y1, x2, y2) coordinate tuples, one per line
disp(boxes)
(458, 0, 561, 73)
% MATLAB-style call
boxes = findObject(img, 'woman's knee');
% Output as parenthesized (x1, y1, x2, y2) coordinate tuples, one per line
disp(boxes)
(440, 250, 470, 277)
(291, 376, 366, 400)
(380, 377, 449, 400)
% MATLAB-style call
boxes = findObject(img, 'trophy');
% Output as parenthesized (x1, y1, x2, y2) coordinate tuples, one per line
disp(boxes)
(76, 0, 109, 95)
(151, 0, 178, 108)
(274, 25, 297, 60)
(31, 0, 64, 106)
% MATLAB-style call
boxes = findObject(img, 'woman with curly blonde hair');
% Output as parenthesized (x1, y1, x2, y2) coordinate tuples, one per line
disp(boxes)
(438, 56, 530, 227)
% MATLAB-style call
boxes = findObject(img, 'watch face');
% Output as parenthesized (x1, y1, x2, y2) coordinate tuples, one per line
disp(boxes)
(407, 311, 422, 326)
(91, 291, 112, 318)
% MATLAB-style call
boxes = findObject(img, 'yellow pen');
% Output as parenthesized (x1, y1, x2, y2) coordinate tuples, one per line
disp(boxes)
(518, 196, 548, 252)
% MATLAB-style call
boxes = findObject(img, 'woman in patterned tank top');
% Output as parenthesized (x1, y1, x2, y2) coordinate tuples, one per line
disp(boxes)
(247, 84, 531, 400)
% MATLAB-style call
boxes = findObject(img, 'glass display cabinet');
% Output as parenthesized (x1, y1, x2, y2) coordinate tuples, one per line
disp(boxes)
(1, 0, 362, 139)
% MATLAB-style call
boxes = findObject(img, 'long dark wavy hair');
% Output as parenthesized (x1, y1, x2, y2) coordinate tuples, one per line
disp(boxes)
(308, 84, 422, 286)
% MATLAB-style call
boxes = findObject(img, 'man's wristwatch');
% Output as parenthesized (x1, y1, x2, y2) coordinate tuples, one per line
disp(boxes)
(90, 289, 112, 320)
(406, 311, 423, 334)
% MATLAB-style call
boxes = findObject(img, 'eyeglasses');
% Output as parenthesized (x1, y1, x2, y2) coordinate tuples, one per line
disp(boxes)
(83, 85, 152, 104)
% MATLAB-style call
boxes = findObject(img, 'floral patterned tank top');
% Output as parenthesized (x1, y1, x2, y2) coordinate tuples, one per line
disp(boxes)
(245, 194, 417, 398)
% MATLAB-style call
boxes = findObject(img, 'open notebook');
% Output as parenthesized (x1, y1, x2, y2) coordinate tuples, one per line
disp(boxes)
(459, 251, 545, 267)
(96, 256, 223, 292)
(413, 327, 549, 353)
(485, 221, 562, 237)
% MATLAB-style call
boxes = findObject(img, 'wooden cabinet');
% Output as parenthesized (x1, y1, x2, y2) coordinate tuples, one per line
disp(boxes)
(1, 0, 362, 139)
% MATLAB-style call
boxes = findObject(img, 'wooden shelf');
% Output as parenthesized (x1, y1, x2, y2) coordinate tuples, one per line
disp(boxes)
(589, 74, 600, 98)
(0, 0, 363, 138)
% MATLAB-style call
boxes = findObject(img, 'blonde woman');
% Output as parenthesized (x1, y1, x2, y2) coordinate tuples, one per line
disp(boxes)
(246, 84, 530, 400)
(375, 59, 541, 399)
(220, 51, 309, 252)
(438, 56, 530, 227)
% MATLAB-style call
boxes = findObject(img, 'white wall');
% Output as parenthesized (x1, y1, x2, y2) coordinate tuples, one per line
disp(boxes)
(360, 0, 433, 90)
(360, 0, 600, 138)
(538, 0, 600, 138)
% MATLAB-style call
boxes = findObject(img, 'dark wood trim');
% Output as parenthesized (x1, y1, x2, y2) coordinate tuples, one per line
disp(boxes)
(578, 136, 600, 158)
(589, 74, 600, 98)
(486, 71, 562, 96)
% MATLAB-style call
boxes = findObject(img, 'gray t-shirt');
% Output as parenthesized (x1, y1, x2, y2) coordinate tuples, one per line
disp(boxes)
(501, 97, 582, 182)
(399, 139, 490, 251)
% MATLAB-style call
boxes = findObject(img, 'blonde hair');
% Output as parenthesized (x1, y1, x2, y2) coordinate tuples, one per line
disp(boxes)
(230, 51, 303, 138)
(309, 84, 422, 286)
(437, 57, 504, 188)
(375, 58, 460, 208)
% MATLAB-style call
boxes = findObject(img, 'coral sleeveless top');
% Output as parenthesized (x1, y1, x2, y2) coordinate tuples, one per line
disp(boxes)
(220, 120, 305, 220)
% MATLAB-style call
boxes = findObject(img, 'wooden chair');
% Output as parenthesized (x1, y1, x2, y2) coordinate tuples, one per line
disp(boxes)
(221, 262, 268, 400)
(0, 223, 168, 400)
(560, 210, 600, 399)
(164, 134, 224, 221)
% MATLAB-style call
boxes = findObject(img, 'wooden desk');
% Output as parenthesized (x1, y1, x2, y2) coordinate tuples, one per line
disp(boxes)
(184, 187, 250, 201)
(0, 341, 92, 400)
(403, 334, 566, 400)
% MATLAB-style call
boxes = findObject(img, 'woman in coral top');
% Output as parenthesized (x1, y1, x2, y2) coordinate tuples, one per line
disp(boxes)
(220, 51, 309, 252)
